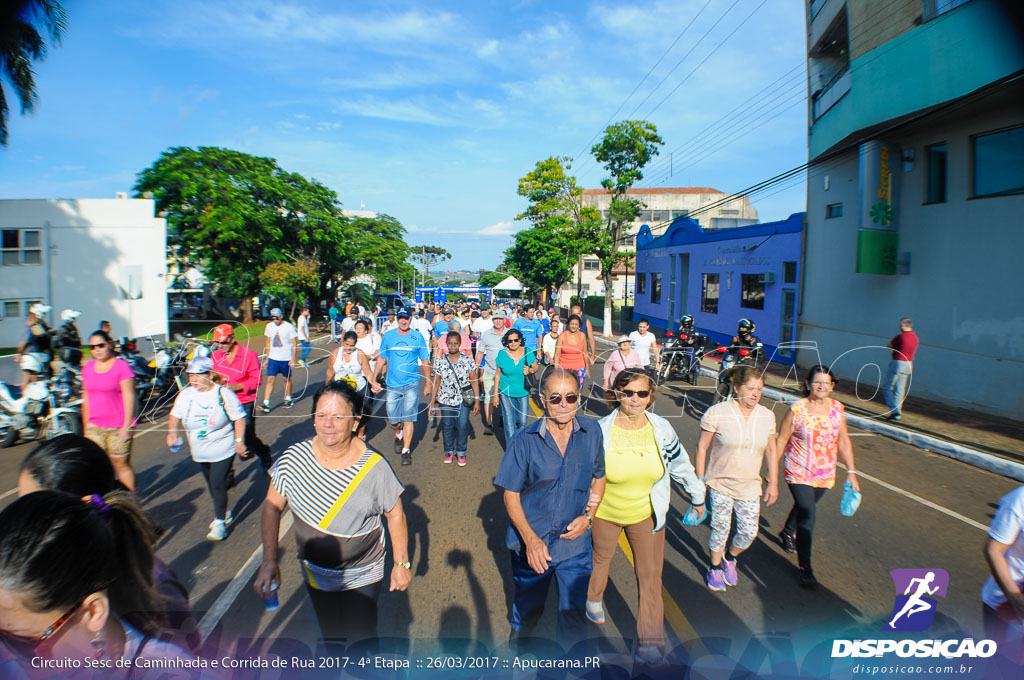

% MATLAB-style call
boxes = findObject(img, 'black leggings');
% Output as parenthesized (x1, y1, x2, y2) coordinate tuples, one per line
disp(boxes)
(784, 483, 829, 569)
(243, 409, 273, 469)
(306, 580, 381, 645)
(198, 457, 234, 520)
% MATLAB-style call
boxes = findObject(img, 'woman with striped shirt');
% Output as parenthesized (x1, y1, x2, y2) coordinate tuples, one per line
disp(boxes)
(253, 382, 411, 644)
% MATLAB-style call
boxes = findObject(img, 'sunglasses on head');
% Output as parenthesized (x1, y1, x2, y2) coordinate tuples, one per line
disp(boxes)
(545, 393, 579, 405)
(618, 389, 651, 399)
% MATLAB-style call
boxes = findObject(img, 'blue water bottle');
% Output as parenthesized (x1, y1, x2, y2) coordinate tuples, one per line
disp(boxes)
(169, 437, 184, 453)
(262, 582, 279, 612)
(840, 481, 862, 517)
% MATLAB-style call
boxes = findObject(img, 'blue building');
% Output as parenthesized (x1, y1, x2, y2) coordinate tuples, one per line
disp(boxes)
(633, 213, 804, 364)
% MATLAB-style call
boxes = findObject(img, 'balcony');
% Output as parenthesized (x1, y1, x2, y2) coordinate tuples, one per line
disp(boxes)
(812, 68, 851, 120)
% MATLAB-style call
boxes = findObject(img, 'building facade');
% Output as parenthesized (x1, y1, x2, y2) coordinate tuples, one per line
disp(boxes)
(0, 198, 169, 347)
(801, 0, 1024, 418)
(634, 213, 803, 363)
(556, 187, 758, 305)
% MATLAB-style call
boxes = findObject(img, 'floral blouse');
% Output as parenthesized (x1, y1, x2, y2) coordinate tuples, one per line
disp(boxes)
(783, 398, 844, 489)
(431, 354, 476, 407)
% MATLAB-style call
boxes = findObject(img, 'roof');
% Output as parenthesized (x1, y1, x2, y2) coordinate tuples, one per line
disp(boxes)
(581, 187, 723, 196)
(493, 275, 523, 291)
(638, 213, 804, 250)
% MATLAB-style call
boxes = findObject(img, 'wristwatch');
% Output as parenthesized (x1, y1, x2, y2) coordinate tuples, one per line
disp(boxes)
(395, 561, 412, 570)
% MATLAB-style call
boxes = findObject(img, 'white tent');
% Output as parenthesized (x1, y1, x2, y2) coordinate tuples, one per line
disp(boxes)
(492, 275, 523, 291)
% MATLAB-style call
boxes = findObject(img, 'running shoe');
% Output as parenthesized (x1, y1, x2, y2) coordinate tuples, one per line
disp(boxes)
(283, 397, 294, 409)
(457, 454, 467, 467)
(706, 567, 727, 592)
(780, 529, 796, 554)
(722, 557, 738, 586)
(585, 600, 606, 625)
(393, 434, 403, 454)
(443, 453, 455, 464)
(207, 519, 228, 541)
(298, 360, 308, 367)
(401, 451, 412, 466)
(224, 511, 234, 527)
(483, 425, 493, 436)
(258, 402, 271, 413)
(634, 646, 669, 670)
(798, 567, 818, 588)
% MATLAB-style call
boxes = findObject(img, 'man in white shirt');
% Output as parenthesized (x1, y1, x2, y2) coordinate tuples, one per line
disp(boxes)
(340, 307, 360, 335)
(411, 309, 433, 348)
(260, 308, 298, 411)
(297, 306, 311, 367)
(380, 309, 399, 335)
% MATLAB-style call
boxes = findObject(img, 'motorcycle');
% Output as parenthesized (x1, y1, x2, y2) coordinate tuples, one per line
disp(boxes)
(0, 354, 82, 448)
(659, 330, 706, 385)
(711, 342, 764, 404)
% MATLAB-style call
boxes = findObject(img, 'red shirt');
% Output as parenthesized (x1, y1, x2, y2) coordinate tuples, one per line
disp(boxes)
(212, 344, 262, 404)
(890, 331, 919, 362)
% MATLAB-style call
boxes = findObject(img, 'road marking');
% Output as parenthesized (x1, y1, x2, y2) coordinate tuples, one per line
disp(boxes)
(0, 487, 16, 502)
(848, 433, 875, 437)
(838, 464, 988, 532)
(198, 510, 295, 644)
(616, 533, 706, 656)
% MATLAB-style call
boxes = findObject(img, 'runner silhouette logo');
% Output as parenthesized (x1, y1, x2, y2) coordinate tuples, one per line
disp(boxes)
(884, 568, 949, 632)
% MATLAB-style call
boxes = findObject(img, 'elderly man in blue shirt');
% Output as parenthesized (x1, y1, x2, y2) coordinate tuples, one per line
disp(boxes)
(495, 367, 606, 651)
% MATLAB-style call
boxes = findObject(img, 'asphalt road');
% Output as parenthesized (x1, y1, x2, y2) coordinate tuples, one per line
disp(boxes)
(0, 338, 1017, 679)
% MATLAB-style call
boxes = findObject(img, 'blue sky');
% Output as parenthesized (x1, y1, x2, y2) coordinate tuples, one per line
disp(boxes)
(0, 0, 809, 271)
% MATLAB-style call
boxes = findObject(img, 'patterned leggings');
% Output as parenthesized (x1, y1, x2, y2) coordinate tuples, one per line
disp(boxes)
(708, 487, 760, 553)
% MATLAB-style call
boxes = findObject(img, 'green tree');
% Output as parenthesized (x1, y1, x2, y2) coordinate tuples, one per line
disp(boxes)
(0, 1, 66, 147)
(409, 245, 451, 286)
(590, 121, 663, 334)
(259, 258, 319, 320)
(478, 270, 506, 288)
(348, 214, 415, 293)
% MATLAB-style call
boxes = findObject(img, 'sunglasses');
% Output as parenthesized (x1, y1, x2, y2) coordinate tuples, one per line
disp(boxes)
(507, 338, 522, 344)
(88, 342, 108, 350)
(546, 393, 579, 405)
(618, 389, 651, 399)
(0, 600, 82, 658)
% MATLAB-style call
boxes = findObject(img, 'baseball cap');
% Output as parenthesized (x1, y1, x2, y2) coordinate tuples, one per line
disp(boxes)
(617, 335, 631, 344)
(492, 310, 507, 320)
(397, 306, 412, 319)
(471, 311, 480, 318)
(270, 307, 283, 318)
(187, 356, 214, 373)
(443, 307, 454, 315)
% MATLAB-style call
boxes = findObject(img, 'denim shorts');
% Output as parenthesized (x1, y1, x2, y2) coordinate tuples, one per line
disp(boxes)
(386, 381, 420, 424)
(266, 358, 291, 378)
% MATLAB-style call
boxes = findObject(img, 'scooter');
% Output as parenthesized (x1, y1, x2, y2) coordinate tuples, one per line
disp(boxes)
(659, 330, 706, 385)
(0, 354, 82, 448)
(711, 342, 764, 404)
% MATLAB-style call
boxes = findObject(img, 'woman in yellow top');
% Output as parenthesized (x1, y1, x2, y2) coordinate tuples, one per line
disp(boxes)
(589, 368, 706, 668)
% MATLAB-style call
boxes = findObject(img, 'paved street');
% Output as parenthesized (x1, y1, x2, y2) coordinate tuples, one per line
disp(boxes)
(1, 338, 1018, 677)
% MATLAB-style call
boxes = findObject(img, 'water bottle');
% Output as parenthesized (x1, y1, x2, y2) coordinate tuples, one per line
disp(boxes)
(169, 437, 184, 453)
(840, 481, 862, 517)
(262, 582, 279, 612)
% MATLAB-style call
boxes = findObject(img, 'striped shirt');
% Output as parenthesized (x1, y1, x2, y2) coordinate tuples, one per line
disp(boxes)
(271, 439, 404, 590)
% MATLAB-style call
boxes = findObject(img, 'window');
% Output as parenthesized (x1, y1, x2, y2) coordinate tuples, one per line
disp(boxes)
(783, 261, 797, 284)
(973, 126, 1024, 198)
(1, 229, 42, 266)
(583, 259, 600, 271)
(926, 143, 947, 203)
(671, 210, 689, 219)
(2, 301, 20, 318)
(651, 210, 669, 221)
(741, 274, 765, 310)
(720, 209, 739, 215)
(825, 203, 843, 218)
(701, 274, 719, 314)
(650, 273, 661, 304)
(638, 210, 653, 222)
(637, 273, 646, 295)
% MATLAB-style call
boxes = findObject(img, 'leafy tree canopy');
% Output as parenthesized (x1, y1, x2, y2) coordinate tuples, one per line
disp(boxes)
(1, 0, 66, 146)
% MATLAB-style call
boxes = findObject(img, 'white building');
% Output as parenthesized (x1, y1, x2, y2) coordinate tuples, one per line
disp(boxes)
(0, 198, 169, 347)
(557, 187, 758, 305)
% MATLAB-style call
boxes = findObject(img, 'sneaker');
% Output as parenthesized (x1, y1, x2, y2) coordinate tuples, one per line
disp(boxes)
(259, 402, 271, 413)
(706, 567, 727, 592)
(585, 600, 605, 625)
(401, 451, 412, 466)
(298, 360, 308, 367)
(635, 645, 669, 670)
(283, 397, 294, 409)
(798, 567, 818, 588)
(206, 519, 228, 541)
(224, 511, 234, 527)
(483, 425, 493, 436)
(443, 453, 455, 464)
(457, 454, 467, 467)
(780, 529, 797, 554)
(722, 557, 738, 586)
(393, 434, 403, 454)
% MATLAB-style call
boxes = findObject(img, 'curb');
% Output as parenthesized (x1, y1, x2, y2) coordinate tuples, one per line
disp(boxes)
(597, 336, 1024, 483)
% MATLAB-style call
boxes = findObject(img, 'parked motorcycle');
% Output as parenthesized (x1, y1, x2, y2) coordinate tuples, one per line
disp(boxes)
(659, 329, 707, 385)
(0, 354, 82, 448)
(712, 342, 764, 404)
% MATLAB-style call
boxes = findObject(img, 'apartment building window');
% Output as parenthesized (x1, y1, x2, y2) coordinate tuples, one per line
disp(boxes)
(637, 273, 646, 295)
(973, 126, 1024, 198)
(1, 229, 42, 265)
(650, 273, 661, 304)
(671, 210, 689, 219)
(926, 143, 947, 203)
(701, 274, 719, 314)
(1, 300, 21, 318)
(741, 274, 765, 310)
(638, 210, 653, 222)
(651, 210, 669, 221)
(783, 261, 797, 284)
(583, 259, 600, 271)
(720, 209, 739, 215)
(825, 203, 843, 218)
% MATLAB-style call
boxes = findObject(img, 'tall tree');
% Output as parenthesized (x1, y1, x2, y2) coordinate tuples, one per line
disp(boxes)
(348, 214, 414, 292)
(590, 121, 663, 334)
(409, 245, 451, 286)
(259, 258, 319, 320)
(0, 0, 66, 146)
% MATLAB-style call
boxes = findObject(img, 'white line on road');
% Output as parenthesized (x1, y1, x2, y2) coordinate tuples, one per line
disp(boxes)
(0, 487, 16, 502)
(197, 510, 294, 644)
(838, 463, 988, 532)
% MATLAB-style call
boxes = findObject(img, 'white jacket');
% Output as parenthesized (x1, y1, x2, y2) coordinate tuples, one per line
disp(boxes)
(598, 409, 706, 532)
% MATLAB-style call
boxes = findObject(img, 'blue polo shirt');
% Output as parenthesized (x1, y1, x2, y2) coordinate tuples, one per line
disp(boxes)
(434, 319, 451, 339)
(379, 328, 429, 388)
(513, 317, 544, 354)
(495, 416, 605, 562)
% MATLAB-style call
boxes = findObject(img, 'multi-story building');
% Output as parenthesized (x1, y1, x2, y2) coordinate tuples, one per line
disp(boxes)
(799, 0, 1024, 419)
(0, 197, 169, 347)
(557, 187, 757, 306)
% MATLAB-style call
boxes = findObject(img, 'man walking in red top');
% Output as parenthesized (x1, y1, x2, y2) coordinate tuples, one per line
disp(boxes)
(210, 323, 273, 470)
(883, 317, 919, 421)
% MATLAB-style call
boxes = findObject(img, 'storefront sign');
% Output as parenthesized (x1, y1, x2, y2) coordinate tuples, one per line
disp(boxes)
(858, 140, 900, 231)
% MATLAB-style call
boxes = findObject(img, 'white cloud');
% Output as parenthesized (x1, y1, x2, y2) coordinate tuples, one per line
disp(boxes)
(331, 96, 454, 126)
(477, 39, 499, 58)
(479, 221, 519, 235)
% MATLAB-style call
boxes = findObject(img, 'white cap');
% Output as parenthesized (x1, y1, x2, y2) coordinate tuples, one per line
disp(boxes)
(30, 304, 52, 316)
(187, 356, 214, 373)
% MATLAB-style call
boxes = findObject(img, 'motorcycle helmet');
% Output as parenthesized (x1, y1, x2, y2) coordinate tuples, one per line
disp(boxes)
(738, 318, 755, 335)
(29, 303, 52, 317)
(60, 309, 82, 322)
(679, 314, 694, 328)
(211, 323, 235, 343)
(19, 353, 47, 373)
